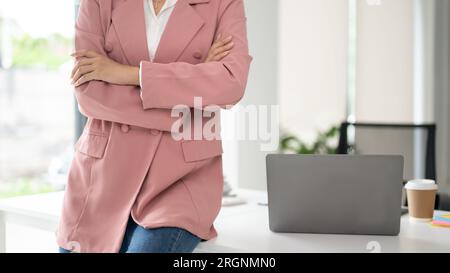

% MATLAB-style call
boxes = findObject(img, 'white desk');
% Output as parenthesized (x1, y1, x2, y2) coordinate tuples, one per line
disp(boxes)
(0, 190, 449, 253)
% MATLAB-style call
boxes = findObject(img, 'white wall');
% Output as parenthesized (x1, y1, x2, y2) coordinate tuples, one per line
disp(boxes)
(355, 0, 414, 123)
(278, 0, 348, 142)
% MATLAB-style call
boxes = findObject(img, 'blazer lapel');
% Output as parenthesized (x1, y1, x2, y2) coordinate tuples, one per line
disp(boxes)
(153, 0, 206, 63)
(111, 0, 207, 65)
(111, 0, 150, 66)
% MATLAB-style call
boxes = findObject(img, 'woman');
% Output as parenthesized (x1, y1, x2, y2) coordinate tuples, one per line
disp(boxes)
(57, 0, 252, 253)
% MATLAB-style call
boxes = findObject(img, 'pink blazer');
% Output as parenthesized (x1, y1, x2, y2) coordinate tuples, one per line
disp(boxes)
(56, 0, 252, 252)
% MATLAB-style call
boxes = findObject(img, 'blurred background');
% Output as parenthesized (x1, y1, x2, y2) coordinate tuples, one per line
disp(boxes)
(0, 0, 449, 252)
(231, 0, 449, 201)
(0, 0, 75, 197)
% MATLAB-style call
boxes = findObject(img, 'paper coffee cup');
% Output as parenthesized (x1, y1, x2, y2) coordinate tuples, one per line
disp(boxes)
(405, 179, 437, 222)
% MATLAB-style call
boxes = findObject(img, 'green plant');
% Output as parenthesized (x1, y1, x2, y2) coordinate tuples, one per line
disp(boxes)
(0, 177, 56, 199)
(11, 33, 73, 70)
(280, 125, 339, 154)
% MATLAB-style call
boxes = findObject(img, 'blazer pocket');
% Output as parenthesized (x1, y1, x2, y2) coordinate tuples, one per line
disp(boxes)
(181, 139, 223, 163)
(75, 131, 109, 159)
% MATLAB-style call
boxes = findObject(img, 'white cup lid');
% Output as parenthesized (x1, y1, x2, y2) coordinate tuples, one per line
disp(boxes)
(405, 179, 438, 190)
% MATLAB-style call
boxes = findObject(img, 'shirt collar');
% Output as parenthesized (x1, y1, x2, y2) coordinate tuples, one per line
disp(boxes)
(146, 0, 178, 18)
(165, 0, 178, 9)
(154, 0, 178, 12)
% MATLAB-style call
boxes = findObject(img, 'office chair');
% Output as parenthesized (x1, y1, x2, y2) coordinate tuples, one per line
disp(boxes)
(337, 122, 449, 210)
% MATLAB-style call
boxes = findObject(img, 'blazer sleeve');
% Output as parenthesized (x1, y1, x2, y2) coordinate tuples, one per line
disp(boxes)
(140, 0, 253, 110)
(74, 0, 179, 131)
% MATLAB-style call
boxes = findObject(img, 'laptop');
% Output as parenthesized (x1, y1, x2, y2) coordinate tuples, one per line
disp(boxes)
(266, 154, 404, 236)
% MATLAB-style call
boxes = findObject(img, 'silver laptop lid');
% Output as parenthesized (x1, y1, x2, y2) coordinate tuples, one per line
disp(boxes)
(266, 154, 403, 235)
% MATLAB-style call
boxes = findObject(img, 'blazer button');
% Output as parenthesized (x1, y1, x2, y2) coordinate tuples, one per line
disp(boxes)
(121, 124, 130, 133)
(105, 42, 113, 53)
(150, 129, 160, 136)
(193, 52, 202, 60)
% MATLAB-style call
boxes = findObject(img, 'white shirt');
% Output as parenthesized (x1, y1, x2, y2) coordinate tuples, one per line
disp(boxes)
(139, 0, 178, 88)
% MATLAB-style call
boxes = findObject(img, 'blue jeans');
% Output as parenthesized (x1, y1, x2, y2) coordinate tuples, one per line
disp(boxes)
(59, 216, 201, 253)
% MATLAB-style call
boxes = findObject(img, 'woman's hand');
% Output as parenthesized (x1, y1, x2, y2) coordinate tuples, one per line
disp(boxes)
(204, 34, 234, 63)
(71, 50, 139, 87)
(70, 34, 233, 86)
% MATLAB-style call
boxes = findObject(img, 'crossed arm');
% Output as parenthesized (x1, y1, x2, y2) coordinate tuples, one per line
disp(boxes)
(70, 34, 235, 87)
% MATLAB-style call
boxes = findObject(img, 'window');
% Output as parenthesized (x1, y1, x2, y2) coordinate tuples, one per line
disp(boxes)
(0, 0, 75, 197)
